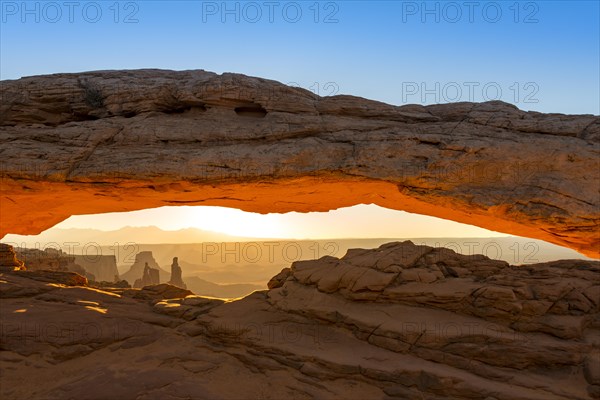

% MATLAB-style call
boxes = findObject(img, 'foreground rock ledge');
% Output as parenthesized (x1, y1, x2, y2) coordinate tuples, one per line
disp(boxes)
(1, 241, 599, 399)
(0, 69, 599, 257)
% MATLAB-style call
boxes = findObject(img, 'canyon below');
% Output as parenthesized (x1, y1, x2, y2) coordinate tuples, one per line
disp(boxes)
(5, 226, 594, 298)
(1, 240, 599, 400)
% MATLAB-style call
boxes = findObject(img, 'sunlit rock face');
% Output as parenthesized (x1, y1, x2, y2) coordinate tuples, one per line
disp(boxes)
(14, 247, 91, 280)
(1, 241, 598, 399)
(0, 69, 599, 257)
(0, 243, 24, 272)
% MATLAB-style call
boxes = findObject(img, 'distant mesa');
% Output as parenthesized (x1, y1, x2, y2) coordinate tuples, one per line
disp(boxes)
(1, 243, 89, 286)
(1, 243, 124, 287)
(14, 246, 93, 280)
(0, 244, 122, 285)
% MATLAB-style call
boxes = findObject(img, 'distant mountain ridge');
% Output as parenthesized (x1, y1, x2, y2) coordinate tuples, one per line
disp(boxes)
(4, 226, 255, 246)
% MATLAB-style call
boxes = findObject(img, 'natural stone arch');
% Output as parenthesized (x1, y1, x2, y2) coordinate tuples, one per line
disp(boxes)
(0, 69, 598, 258)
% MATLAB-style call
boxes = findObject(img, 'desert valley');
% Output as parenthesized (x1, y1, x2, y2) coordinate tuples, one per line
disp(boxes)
(3, 226, 595, 298)
(1, 237, 599, 399)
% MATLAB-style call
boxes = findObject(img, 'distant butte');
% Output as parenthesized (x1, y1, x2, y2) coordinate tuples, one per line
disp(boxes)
(0, 69, 598, 257)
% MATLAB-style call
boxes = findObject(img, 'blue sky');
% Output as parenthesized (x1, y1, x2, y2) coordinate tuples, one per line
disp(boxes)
(1, 0, 599, 114)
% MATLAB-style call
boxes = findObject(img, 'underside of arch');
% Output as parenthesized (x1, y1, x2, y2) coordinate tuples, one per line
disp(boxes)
(0, 69, 598, 257)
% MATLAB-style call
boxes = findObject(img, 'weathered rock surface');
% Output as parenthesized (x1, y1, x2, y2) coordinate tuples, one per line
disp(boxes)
(130, 283, 193, 301)
(6, 270, 88, 289)
(90, 279, 130, 289)
(0, 70, 598, 257)
(15, 247, 93, 280)
(1, 241, 598, 399)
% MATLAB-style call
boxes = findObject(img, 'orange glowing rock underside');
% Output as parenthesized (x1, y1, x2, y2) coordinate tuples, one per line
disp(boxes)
(0, 70, 598, 257)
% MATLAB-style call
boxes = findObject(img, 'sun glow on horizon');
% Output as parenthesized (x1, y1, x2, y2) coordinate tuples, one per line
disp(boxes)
(18, 204, 510, 240)
(187, 206, 286, 238)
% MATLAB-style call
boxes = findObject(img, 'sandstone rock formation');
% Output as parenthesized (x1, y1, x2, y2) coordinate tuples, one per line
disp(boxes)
(14, 247, 92, 280)
(0, 70, 598, 257)
(1, 241, 598, 399)
(121, 251, 168, 285)
(0, 243, 24, 271)
(267, 267, 291, 289)
(5, 245, 118, 283)
(90, 279, 131, 289)
(10, 270, 88, 287)
(167, 257, 186, 289)
(133, 262, 160, 288)
(132, 283, 193, 301)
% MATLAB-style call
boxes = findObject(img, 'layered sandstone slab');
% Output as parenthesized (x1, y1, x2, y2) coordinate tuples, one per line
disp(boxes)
(0, 70, 598, 256)
(0, 243, 24, 271)
(1, 241, 599, 399)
